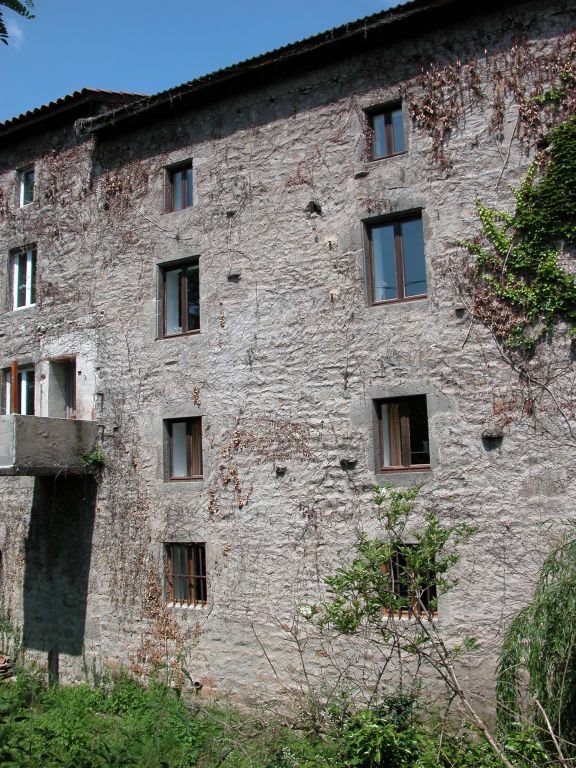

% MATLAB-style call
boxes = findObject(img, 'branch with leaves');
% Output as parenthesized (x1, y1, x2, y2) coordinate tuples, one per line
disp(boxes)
(0, 1, 34, 45)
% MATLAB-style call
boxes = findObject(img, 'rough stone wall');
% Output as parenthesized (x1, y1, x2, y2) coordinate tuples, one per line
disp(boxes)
(0, 0, 575, 709)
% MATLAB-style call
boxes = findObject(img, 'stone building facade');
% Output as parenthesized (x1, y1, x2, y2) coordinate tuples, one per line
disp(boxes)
(0, 0, 574, 704)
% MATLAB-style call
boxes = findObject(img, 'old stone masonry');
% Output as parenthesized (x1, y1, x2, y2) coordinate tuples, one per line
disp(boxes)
(0, 0, 574, 705)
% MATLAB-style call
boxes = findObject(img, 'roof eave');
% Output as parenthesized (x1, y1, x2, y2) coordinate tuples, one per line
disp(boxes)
(80, 0, 469, 137)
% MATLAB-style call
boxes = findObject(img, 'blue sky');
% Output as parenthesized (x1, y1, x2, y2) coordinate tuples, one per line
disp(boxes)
(1, 1, 397, 123)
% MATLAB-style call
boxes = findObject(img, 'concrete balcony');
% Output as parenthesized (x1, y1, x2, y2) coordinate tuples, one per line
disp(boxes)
(0, 415, 98, 476)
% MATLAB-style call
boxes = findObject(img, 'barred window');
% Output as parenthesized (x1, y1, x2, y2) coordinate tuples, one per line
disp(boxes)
(383, 545, 437, 618)
(165, 543, 207, 606)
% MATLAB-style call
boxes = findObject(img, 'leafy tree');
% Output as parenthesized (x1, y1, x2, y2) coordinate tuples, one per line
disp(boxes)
(498, 535, 576, 764)
(312, 484, 519, 768)
(0, 1, 34, 45)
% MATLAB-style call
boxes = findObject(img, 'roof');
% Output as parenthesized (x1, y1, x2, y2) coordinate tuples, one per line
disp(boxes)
(0, 88, 146, 141)
(2, 0, 526, 141)
(78, 0, 525, 137)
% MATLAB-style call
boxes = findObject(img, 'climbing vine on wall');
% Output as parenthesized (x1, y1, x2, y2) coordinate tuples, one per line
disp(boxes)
(404, 30, 576, 168)
(464, 115, 576, 352)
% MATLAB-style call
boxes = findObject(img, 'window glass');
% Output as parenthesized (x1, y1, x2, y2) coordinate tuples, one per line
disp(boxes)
(166, 417, 202, 480)
(401, 219, 426, 297)
(173, 170, 183, 211)
(11, 248, 36, 310)
(368, 216, 426, 304)
(371, 106, 404, 159)
(185, 264, 200, 332)
(372, 224, 397, 301)
(373, 113, 388, 158)
(170, 420, 188, 478)
(167, 163, 192, 212)
(408, 397, 429, 465)
(162, 259, 200, 337)
(165, 268, 182, 335)
(391, 108, 405, 154)
(172, 544, 189, 602)
(20, 169, 34, 207)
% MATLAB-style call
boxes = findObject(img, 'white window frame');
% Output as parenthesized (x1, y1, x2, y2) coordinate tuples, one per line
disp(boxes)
(11, 248, 36, 310)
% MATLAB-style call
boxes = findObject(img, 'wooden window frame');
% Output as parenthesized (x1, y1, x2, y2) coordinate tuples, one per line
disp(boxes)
(376, 395, 430, 472)
(165, 542, 207, 607)
(161, 258, 200, 338)
(366, 214, 426, 306)
(367, 103, 405, 160)
(18, 168, 34, 207)
(9, 246, 36, 310)
(382, 545, 437, 619)
(166, 417, 203, 481)
(165, 161, 193, 213)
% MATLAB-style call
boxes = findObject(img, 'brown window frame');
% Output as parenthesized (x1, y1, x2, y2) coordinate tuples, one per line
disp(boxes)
(382, 545, 437, 619)
(166, 417, 203, 480)
(367, 103, 405, 160)
(366, 214, 427, 305)
(160, 257, 200, 338)
(165, 542, 208, 606)
(376, 395, 430, 472)
(165, 161, 193, 213)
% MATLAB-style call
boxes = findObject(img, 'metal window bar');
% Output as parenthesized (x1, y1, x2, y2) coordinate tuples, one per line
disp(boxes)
(166, 543, 207, 606)
(384, 547, 436, 618)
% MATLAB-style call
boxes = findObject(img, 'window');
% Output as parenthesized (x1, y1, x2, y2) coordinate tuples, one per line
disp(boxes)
(376, 395, 430, 471)
(19, 168, 34, 207)
(367, 215, 426, 304)
(10, 247, 36, 310)
(167, 417, 203, 480)
(166, 162, 192, 212)
(382, 545, 437, 618)
(165, 542, 207, 606)
(161, 259, 200, 337)
(1, 363, 35, 415)
(369, 104, 405, 159)
(48, 358, 76, 418)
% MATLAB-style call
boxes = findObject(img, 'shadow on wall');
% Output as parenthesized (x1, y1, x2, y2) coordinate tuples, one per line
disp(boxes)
(23, 476, 97, 676)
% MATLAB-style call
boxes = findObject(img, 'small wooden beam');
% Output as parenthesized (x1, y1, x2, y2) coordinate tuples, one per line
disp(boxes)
(10, 360, 18, 414)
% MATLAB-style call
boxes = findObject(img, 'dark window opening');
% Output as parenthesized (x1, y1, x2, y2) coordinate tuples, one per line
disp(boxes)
(48, 358, 76, 419)
(368, 215, 426, 304)
(377, 395, 430, 471)
(165, 542, 207, 606)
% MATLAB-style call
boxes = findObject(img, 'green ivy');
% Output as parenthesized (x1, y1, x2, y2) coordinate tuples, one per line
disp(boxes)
(466, 115, 576, 351)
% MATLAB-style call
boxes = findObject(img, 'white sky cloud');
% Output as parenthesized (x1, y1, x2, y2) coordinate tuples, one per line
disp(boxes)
(6, 17, 24, 50)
